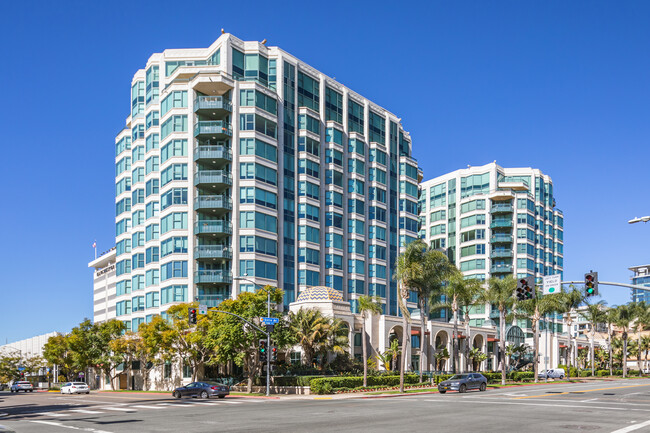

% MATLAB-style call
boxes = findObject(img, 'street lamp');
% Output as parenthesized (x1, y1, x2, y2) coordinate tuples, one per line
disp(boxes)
(628, 216, 650, 224)
(233, 275, 272, 397)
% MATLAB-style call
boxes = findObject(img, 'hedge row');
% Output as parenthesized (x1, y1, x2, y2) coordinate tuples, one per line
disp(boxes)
(310, 374, 420, 394)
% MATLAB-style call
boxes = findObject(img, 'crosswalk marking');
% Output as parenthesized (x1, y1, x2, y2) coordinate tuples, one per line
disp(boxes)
(99, 407, 134, 412)
(37, 412, 70, 417)
(131, 405, 165, 409)
(219, 400, 242, 404)
(69, 409, 104, 414)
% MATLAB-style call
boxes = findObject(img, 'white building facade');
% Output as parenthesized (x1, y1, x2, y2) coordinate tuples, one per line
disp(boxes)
(89, 248, 117, 323)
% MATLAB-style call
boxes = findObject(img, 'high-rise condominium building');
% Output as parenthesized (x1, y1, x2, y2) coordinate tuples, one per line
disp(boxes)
(110, 33, 420, 330)
(420, 163, 564, 326)
(629, 264, 650, 303)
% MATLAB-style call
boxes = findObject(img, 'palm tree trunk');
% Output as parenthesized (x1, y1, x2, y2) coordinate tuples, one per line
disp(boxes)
(608, 328, 613, 376)
(419, 298, 426, 383)
(465, 319, 472, 372)
(623, 333, 628, 378)
(533, 319, 539, 383)
(362, 316, 368, 388)
(399, 313, 408, 393)
(499, 308, 506, 386)
(637, 330, 643, 373)
(590, 329, 595, 377)
(452, 305, 459, 374)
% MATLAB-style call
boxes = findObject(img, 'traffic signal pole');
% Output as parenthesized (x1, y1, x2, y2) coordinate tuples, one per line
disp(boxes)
(560, 281, 650, 291)
(266, 289, 270, 398)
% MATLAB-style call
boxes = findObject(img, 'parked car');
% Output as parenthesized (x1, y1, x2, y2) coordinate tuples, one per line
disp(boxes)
(10, 381, 33, 393)
(539, 368, 566, 379)
(60, 382, 90, 394)
(438, 373, 487, 394)
(172, 381, 229, 399)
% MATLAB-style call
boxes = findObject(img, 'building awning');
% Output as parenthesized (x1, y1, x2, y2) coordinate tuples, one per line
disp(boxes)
(559, 344, 567, 348)
(578, 346, 587, 350)
(487, 337, 499, 342)
(410, 330, 430, 336)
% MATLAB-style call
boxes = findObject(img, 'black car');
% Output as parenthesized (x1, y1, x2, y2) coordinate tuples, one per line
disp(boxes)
(172, 381, 229, 399)
(438, 373, 487, 394)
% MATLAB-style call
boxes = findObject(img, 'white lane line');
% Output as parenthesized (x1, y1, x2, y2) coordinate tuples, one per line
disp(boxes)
(181, 402, 218, 406)
(30, 420, 113, 432)
(68, 409, 104, 414)
(36, 412, 70, 417)
(218, 400, 242, 404)
(99, 407, 135, 412)
(459, 399, 650, 412)
(131, 405, 165, 409)
(610, 419, 650, 433)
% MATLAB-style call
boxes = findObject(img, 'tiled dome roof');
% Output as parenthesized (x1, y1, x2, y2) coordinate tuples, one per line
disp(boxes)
(296, 286, 344, 302)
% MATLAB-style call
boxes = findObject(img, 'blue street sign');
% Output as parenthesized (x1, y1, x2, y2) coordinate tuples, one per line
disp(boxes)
(261, 317, 279, 325)
(17, 367, 25, 371)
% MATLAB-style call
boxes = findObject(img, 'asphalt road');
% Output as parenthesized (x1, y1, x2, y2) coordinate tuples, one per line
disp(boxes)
(1, 379, 649, 432)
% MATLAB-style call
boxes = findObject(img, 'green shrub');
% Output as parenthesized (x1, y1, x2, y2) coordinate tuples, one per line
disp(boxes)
(309, 374, 419, 394)
(511, 371, 535, 381)
(597, 370, 609, 377)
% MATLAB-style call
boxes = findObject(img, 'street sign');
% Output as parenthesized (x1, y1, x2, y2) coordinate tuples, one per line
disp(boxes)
(261, 317, 279, 325)
(543, 275, 562, 295)
(198, 304, 208, 315)
(17, 367, 25, 371)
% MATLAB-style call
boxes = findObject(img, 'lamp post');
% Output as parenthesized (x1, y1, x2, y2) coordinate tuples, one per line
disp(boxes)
(233, 275, 272, 397)
(628, 216, 650, 224)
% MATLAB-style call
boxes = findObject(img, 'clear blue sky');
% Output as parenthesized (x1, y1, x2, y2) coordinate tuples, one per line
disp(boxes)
(2, 1, 649, 343)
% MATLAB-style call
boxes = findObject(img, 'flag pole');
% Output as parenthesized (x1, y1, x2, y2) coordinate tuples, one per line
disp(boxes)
(94, 240, 97, 259)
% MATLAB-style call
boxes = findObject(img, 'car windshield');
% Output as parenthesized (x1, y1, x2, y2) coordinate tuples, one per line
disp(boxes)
(449, 375, 469, 380)
(73, 382, 86, 385)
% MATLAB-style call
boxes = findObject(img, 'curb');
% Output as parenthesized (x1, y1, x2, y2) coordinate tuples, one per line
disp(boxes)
(362, 391, 439, 399)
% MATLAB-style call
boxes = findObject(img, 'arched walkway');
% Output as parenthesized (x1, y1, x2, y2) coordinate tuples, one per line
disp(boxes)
(433, 330, 450, 372)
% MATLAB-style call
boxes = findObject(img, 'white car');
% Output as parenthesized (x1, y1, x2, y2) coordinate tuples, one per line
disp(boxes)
(10, 381, 33, 392)
(539, 368, 566, 379)
(61, 382, 90, 394)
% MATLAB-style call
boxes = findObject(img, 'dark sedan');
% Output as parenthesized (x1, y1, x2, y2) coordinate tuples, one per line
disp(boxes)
(438, 373, 487, 394)
(172, 381, 229, 399)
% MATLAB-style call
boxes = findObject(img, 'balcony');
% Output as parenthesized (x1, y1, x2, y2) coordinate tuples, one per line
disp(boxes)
(194, 195, 232, 211)
(194, 145, 232, 163)
(491, 204, 513, 213)
(194, 220, 232, 236)
(194, 121, 232, 138)
(490, 220, 513, 229)
(194, 270, 232, 284)
(490, 264, 513, 273)
(195, 245, 232, 260)
(490, 235, 513, 243)
(195, 294, 227, 308)
(194, 96, 232, 113)
(490, 250, 514, 259)
(194, 170, 232, 187)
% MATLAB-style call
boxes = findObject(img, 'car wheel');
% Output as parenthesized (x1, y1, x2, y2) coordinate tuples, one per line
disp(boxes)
(439, 390, 446, 394)
(560, 375, 565, 380)
(30, 390, 33, 392)
(173, 391, 181, 399)
(480, 383, 486, 392)
(200, 391, 209, 399)
(86, 392, 90, 394)
(459, 384, 467, 393)
(218, 395, 225, 399)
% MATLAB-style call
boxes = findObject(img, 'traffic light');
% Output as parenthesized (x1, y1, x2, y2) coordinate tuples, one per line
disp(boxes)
(259, 339, 267, 363)
(516, 276, 535, 301)
(20, 372, 24, 378)
(585, 272, 599, 297)
(188, 308, 197, 325)
(271, 346, 277, 363)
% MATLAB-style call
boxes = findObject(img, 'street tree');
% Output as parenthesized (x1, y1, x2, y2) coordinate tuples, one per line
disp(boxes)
(517, 291, 565, 382)
(136, 315, 175, 390)
(358, 295, 383, 387)
(558, 286, 585, 380)
(613, 304, 634, 378)
(394, 240, 428, 392)
(0, 354, 21, 383)
(288, 308, 330, 368)
(579, 300, 607, 377)
(43, 333, 74, 381)
(632, 302, 650, 374)
(482, 275, 516, 385)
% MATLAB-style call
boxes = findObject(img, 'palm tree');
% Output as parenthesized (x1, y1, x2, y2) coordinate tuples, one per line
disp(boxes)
(517, 291, 564, 382)
(641, 335, 650, 373)
(394, 240, 427, 392)
(415, 246, 457, 381)
(375, 350, 393, 372)
(558, 286, 585, 380)
(358, 295, 383, 387)
(482, 275, 516, 385)
(614, 304, 634, 378)
(605, 307, 617, 375)
(632, 302, 650, 374)
(388, 339, 401, 372)
(579, 300, 607, 377)
(432, 274, 482, 373)
(434, 346, 450, 371)
(289, 308, 330, 366)
(317, 317, 350, 368)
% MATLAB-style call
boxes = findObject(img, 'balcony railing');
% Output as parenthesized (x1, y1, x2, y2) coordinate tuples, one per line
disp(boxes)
(194, 145, 232, 162)
(195, 245, 232, 259)
(195, 294, 227, 308)
(490, 235, 513, 243)
(490, 265, 513, 273)
(194, 220, 232, 235)
(491, 204, 513, 213)
(194, 195, 232, 211)
(490, 220, 513, 229)
(194, 170, 232, 186)
(194, 96, 232, 112)
(194, 121, 232, 137)
(490, 250, 514, 258)
(194, 270, 232, 284)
